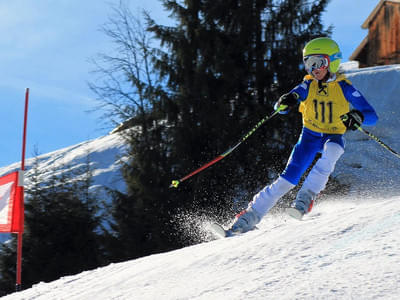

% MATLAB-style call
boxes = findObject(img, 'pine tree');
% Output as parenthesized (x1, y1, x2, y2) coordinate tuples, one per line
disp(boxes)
(148, 0, 331, 211)
(94, 0, 332, 260)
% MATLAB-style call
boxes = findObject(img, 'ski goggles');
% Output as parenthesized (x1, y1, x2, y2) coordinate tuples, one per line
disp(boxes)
(303, 54, 330, 73)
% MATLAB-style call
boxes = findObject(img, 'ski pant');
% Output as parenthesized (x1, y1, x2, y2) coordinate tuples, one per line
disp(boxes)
(251, 127, 345, 217)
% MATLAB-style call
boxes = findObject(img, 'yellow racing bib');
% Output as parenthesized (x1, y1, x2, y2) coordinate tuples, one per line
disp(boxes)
(299, 74, 350, 134)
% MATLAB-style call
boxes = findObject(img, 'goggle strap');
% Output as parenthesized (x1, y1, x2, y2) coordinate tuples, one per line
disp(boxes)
(330, 52, 342, 61)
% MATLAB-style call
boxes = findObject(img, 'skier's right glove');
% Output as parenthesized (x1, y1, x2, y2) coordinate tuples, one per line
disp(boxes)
(340, 109, 364, 131)
(276, 92, 299, 111)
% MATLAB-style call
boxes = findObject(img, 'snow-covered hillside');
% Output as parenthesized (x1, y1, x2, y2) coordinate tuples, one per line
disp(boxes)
(0, 133, 127, 244)
(0, 132, 127, 194)
(1, 64, 400, 299)
(334, 63, 400, 195)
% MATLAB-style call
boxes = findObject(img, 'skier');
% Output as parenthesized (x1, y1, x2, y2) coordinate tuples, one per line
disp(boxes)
(229, 37, 378, 233)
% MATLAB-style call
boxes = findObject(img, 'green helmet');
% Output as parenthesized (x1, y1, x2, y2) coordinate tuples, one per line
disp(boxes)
(303, 37, 342, 73)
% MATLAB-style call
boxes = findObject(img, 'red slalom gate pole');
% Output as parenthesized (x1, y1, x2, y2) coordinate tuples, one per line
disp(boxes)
(16, 88, 29, 292)
(21, 89, 29, 171)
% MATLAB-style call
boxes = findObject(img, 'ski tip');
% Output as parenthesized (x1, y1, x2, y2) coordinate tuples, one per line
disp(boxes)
(210, 222, 229, 238)
(286, 207, 305, 220)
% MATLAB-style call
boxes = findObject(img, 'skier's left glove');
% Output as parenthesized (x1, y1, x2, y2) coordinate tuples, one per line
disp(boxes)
(341, 109, 364, 131)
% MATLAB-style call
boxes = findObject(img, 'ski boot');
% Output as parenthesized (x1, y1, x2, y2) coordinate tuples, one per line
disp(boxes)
(287, 189, 316, 220)
(229, 207, 261, 234)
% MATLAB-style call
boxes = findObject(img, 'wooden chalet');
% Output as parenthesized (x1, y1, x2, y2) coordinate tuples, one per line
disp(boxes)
(350, 0, 400, 67)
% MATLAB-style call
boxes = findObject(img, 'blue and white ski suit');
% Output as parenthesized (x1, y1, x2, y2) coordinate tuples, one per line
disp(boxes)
(251, 73, 378, 217)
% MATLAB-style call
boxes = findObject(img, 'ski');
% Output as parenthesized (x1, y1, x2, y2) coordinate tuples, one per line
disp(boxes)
(210, 222, 258, 238)
(286, 207, 305, 220)
(210, 223, 233, 238)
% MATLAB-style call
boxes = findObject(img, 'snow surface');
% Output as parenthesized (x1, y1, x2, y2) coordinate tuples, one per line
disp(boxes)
(2, 197, 400, 300)
(1, 64, 400, 299)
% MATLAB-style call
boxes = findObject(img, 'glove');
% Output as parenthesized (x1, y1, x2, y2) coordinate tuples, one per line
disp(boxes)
(276, 93, 298, 111)
(340, 109, 364, 131)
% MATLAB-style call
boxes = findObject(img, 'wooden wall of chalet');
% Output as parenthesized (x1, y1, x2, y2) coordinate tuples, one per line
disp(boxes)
(368, 2, 400, 66)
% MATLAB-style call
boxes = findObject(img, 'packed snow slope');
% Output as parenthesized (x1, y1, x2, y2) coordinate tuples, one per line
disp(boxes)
(2, 197, 400, 300)
(1, 63, 400, 299)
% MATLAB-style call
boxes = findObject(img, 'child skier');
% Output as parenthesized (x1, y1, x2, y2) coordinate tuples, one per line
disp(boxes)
(229, 37, 378, 233)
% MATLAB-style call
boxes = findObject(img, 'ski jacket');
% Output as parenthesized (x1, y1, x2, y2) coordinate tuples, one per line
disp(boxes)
(287, 74, 378, 134)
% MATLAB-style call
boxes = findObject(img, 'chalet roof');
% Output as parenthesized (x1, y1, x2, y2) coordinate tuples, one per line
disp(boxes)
(362, 0, 400, 28)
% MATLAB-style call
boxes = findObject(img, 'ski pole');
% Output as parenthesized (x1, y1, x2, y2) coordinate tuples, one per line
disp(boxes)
(355, 125, 400, 159)
(341, 114, 400, 159)
(170, 105, 287, 188)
